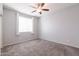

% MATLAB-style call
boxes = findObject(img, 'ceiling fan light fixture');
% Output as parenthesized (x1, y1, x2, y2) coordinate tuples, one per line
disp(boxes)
(31, 3, 49, 14)
(36, 9, 42, 12)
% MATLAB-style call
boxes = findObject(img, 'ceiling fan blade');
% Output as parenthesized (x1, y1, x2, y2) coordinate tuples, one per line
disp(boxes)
(29, 5, 37, 9)
(37, 3, 41, 8)
(42, 9, 49, 11)
(32, 10, 36, 13)
(41, 3, 45, 7)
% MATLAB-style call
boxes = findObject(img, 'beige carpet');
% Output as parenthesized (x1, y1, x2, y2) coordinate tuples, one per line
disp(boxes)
(1, 39, 79, 56)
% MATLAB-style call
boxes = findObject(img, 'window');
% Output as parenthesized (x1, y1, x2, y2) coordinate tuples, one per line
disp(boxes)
(18, 15, 33, 33)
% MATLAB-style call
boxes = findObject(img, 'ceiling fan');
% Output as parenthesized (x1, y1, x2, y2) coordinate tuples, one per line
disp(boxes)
(30, 3, 49, 14)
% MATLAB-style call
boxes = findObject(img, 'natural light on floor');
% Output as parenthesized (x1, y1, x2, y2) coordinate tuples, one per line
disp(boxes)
(18, 15, 33, 33)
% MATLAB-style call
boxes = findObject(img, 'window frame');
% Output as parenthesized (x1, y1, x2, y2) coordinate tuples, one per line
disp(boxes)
(16, 13, 34, 35)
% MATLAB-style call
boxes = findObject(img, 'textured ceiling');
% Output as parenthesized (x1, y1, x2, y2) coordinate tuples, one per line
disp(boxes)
(3, 3, 77, 17)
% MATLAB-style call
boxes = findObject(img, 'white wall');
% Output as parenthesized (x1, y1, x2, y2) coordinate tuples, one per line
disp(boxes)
(0, 3, 3, 55)
(0, 3, 3, 16)
(0, 16, 2, 55)
(3, 8, 39, 47)
(0, 16, 2, 47)
(39, 4, 79, 48)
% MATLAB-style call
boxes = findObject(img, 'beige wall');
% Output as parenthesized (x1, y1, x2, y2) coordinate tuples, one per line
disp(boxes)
(39, 4, 79, 48)
(3, 8, 39, 47)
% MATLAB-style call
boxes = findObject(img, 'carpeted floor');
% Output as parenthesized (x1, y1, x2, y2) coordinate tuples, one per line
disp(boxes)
(1, 39, 79, 56)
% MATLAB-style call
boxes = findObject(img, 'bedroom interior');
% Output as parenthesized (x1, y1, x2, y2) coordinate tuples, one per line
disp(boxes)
(0, 3, 79, 56)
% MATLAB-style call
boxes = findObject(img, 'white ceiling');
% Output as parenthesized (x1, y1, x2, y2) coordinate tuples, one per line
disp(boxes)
(3, 3, 77, 17)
